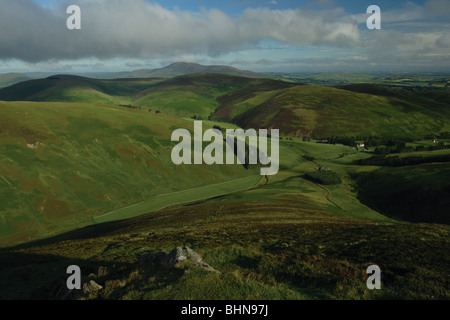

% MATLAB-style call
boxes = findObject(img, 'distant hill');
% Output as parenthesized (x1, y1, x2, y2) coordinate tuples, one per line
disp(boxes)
(0, 73, 32, 88)
(133, 73, 298, 118)
(94, 62, 265, 79)
(0, 73, 448, 139)
(0, 74, 162, 104)
(337, 83, 450, 106)
(212, 83, 450, 138)
(133, 74, 449, 138)
(0, 72, 296, 116)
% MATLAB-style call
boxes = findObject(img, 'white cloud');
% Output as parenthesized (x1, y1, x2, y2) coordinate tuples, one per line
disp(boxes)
(238, 7, 360, 47)
(0, 0, 360, 62)
(0, 0, 448, 71)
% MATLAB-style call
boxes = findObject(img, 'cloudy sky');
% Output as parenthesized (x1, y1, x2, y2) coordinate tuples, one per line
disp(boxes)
(0, 0, 449, 73)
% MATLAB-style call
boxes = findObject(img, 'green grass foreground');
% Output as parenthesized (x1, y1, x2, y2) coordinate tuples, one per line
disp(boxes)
(1, 185, 449, 300)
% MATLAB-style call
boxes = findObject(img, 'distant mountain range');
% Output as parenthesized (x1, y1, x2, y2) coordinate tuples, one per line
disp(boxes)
(0, 62, 267, 88)
(95, 62, 265, 79)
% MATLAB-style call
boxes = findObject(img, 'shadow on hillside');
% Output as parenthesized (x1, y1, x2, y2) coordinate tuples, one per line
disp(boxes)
(0, 250, 184, 300)
(1, 210, 165, 251)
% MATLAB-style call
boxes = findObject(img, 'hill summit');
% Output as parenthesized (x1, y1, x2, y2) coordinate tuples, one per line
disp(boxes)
(102, 62, 264, 79)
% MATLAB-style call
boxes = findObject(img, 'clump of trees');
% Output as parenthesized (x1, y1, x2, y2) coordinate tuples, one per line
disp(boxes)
(304, 170, 342, 185)
(438, 131, 450, 139)
(313, 132, 449, 150)
(373, 141, 448, 154)
(355, 154, 450, 166)
(373, 143, 414, 155)
(329, 136, 356, 146)
(191, 115, 207, 120)
(119, 104, 139, 110)
(424, 132, 450, 140)
(316, 136, 356, 146)
(303, 155, 315, 161)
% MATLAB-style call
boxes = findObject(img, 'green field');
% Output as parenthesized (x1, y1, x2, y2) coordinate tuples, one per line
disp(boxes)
(94, 175, 262, 223)
(279, 72, 450, 90)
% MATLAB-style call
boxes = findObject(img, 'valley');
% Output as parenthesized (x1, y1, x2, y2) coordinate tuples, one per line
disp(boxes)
(0, 65, 449, 300)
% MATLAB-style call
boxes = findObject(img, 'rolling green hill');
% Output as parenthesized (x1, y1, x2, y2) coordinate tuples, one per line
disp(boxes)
(133, 73, 298, 118)
(0, 101, 254, 247)
(1, 73, 448, 139)
(1, 69, 449, 300)
(212, 84, 450, 138)
(0, 73, 33, 89)
(337, 83, 450, 104)
(0, 75, 163, 105)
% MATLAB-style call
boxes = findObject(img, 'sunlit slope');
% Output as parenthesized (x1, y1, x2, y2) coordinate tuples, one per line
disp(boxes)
(0, 101, 252, 246)
(0, 75, 163, 105)
(213, 84, 450, 138)
(133, 73, 298, 118)
(2, 74, 446, 139)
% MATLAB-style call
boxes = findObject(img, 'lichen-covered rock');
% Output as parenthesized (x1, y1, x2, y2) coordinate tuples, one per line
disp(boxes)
(141, 246, 219, 273)
(82, 280, 103, 295)
(52, 277, 103, 300)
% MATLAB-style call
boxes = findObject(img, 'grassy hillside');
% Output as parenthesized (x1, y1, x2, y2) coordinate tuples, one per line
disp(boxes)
(1, 69, 449, 300)
(0, 174, 448, 300)
(0, 75, 163, 105)
(337, 83, 450, 104)
(133, 73, 297, 118)
(213, 84, 450, 138)
(0, 101, 254, 247)
(0, 73, 33, 88)
(1, 73, 447, 139)
(354, 161, 450, 224)
(1, 112, 449, 299)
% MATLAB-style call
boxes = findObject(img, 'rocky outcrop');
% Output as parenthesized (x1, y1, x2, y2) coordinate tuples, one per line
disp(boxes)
(82, 280, 103, 295)
(52, 276, 102, 300)
(140, 246, 219, 273)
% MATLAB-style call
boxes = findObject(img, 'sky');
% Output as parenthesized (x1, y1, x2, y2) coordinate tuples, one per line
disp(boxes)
(0, 0, 449, 73)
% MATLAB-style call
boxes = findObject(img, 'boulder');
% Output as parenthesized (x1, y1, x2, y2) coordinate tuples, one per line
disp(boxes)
(82, 280, 103, 295)
(141, 246, 219, 273)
